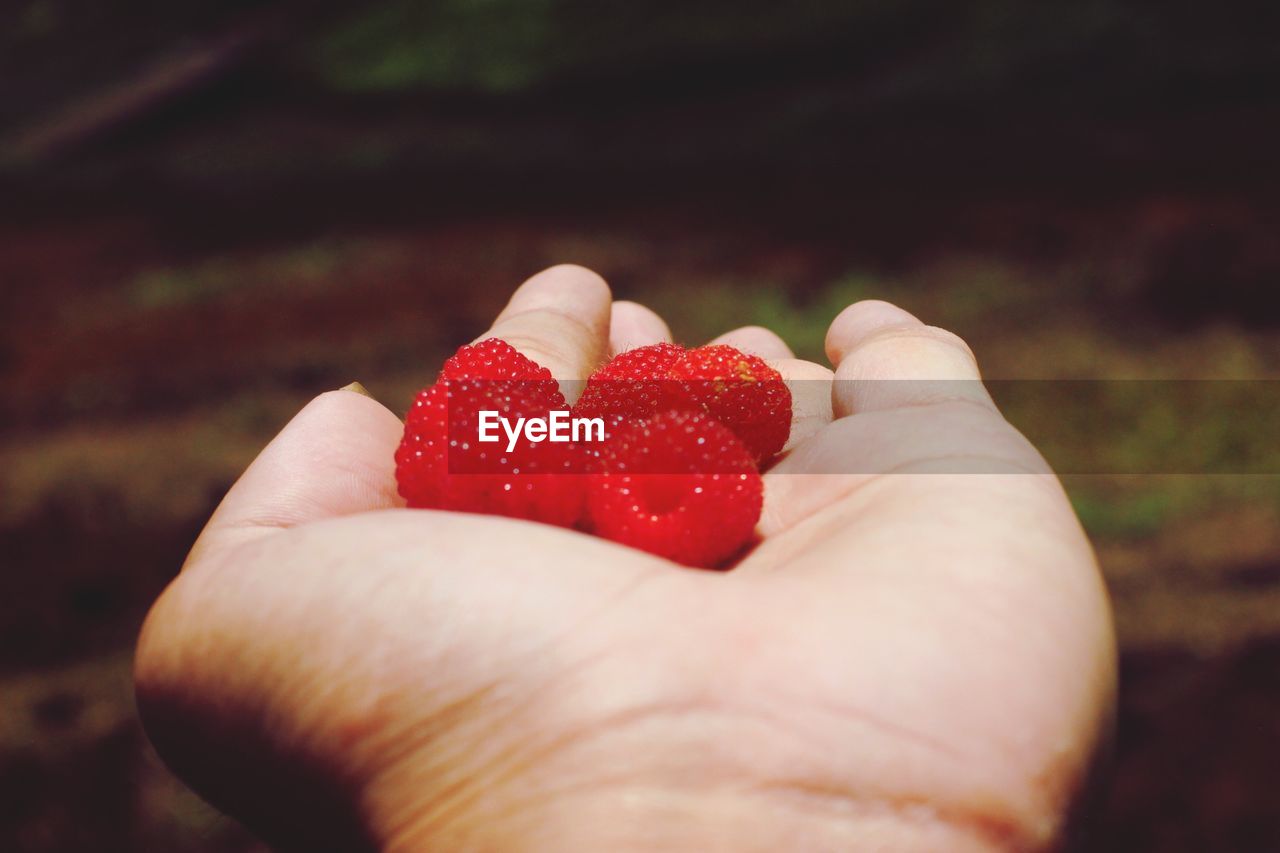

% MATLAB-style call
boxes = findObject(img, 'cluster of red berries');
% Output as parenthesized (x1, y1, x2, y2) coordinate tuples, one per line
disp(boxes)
(394, 338, 791, 568)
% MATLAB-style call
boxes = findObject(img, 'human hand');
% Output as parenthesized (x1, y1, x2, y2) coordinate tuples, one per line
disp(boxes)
(136, 265, 1114, 851)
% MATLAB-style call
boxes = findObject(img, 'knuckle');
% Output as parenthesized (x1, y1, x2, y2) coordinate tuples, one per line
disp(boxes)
(501, 331, 577, 374)
(858, 324, 977, 366)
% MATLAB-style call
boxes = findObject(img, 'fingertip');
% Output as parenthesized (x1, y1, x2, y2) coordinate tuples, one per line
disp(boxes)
(770, 358, 835, 449)
(484, 265, 613, 381)
(826, 312, 987, 417)
(249, 388, 406, 509)
(709, 326, 795, 360)
(609, 300, 673, 355)
(303, 388, 404, 438)
(824, 300, 922, 366)
(504, 264, 612, 317)
(186, 389, 406, 567)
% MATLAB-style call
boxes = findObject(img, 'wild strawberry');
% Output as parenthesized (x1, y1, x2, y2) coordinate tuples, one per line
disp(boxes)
(396, 342, 583, 526)
(572, 342, 687, 425)
(668, 345, 790, 462)
(586, 410, 762, 568)
(440, 337, 555, 382)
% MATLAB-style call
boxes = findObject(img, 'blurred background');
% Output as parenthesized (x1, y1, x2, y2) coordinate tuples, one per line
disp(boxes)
(2, 1, 1278, 850)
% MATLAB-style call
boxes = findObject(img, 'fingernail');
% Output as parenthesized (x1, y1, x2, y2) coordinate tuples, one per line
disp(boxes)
(338, 381, 374, 399)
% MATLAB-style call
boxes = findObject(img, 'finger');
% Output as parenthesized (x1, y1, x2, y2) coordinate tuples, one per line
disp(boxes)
(756, 398, 1051, 538)
(771, 358, 834, 451)
(608, 300, 673, 356)
(480, 265, 612, 393)
(825, 300, 993, 418)
(709, 325, 795, 360)
(185, 386, 405, 567)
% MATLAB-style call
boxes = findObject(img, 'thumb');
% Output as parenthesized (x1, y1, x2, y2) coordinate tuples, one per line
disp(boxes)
(184, 385, 405, 567)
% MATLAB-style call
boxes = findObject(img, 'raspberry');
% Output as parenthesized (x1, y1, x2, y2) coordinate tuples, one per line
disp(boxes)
(396, 342, 583, 526)
(586, 410, 762, 568)
(441, 337, 554, 382)
(574, 343, 790, 463)
(668, 345, 791, 462)
(572, 342, 686, 424)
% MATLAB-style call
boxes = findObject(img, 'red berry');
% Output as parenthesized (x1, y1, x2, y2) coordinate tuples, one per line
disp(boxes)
(668, 345, 791, 462)
(572, 342, 687, 424)
(396, 341, 584, 526)
(593, 343, 686, 379)
(441, 337, 555, 382)
(586, 410, 762, 568)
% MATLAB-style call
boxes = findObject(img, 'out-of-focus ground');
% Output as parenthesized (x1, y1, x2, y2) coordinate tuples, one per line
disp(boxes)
(3, 2, 1280, 850)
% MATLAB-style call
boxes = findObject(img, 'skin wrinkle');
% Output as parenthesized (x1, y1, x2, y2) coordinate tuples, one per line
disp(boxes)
(760, 455, 1061, 545)
(763, 395, 1065, 528)
(366, 573, 676, 838)
(748, 780, 1030, 851)
(761, 597, 1054, 787)
(363, 676, 520, 846)
(777, 400, 1048, 480)
(368, 569, 733, 842)
(177, 536, 529, 848)
(495, 303, 602, 342)
(513, 789, 1001, 852)
(179, 521, 485, 742)
(526, 563, 669, 653)
(838, 323, 979, 369)
(351, 534, 674, 843)
(487, 307, 605, 373)
(824, 401, 1032, 463)
(388, 701, 747, 847)
(377, 583, 1088, 847)
(873, 452, 1054, 478)
(377, 561, 1038, 846)
(396, 698, 1042, 851)
(837, 388, 999, 417)
(374, 640, 651, 841)
(763, 472, 1086, 602)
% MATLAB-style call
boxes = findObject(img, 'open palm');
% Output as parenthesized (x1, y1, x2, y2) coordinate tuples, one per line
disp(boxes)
(137, 266, 1114, 851)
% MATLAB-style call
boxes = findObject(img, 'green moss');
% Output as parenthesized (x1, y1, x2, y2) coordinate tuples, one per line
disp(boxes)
(127, 244, 342, 309)
(311, 0, 557, 94)
(1070, 487, 1177, 540)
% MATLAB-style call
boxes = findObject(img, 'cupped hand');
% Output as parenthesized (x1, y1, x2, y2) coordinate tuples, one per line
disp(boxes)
(136, 265, 1114, 851)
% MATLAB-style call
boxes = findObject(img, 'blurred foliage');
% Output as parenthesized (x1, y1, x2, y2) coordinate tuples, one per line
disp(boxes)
(308, 0, 903, 93)
(311, 0, 557, 94)
(3, 0, 1278, 131)
(301, 0, 1280, 100)
(1068, 474, 1280, 542)
(128, 244, 342, 309)
(996, 380, 1280, 476)
(1071, 485, 1179, 540)
(647, 275, 878, 362)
